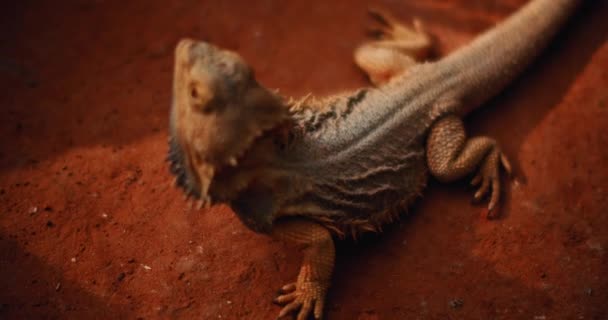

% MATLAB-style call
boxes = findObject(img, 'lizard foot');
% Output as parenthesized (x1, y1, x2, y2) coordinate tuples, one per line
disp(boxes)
(470, 148, 512, 215)
(367, 7, 428, 45)
(355, 8, 432, 85)
(274, 281, 327, 320)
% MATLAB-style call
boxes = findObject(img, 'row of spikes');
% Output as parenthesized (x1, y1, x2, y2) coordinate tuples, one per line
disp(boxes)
(166, 135, 207, 207)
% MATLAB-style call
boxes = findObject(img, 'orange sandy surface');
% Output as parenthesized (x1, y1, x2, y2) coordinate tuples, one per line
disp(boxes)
(1, 1, 607, 319)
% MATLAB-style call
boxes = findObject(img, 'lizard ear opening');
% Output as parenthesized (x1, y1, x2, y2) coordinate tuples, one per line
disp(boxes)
(244, 85, 289, 127)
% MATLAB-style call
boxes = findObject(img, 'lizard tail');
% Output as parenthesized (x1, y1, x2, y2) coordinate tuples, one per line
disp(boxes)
(442, 0, 582, 112)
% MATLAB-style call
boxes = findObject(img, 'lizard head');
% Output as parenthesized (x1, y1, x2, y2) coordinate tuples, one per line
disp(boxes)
(168, 39, 288, 205)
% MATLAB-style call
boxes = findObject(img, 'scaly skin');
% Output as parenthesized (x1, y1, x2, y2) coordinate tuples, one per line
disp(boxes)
(166, 0, 581, 318)
(271, 219, 334, 320)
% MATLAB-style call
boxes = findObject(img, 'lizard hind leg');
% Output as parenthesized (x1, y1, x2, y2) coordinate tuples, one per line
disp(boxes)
(271, 218, 335, 320)
(426, 115, 512, 216)
(354, 8, 433, 85)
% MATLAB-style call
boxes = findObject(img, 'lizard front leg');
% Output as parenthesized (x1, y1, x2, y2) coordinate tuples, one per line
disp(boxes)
(426, 115, 512, 215)
(272, 218, 335, 320)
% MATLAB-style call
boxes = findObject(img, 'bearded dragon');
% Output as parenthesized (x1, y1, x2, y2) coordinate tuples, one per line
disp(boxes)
(167, 0, 581, 318)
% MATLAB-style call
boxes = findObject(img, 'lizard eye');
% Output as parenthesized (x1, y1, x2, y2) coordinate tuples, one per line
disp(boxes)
(189, 84, 216, 114)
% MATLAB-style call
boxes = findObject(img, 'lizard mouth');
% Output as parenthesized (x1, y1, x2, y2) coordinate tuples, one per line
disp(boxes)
(167, 120, 286, 209)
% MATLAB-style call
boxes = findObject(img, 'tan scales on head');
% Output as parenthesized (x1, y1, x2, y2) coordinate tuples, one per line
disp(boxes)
(168, 39, 288, 203)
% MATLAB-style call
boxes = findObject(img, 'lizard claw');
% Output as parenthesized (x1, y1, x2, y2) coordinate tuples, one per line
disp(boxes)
(367, 7, 400, 28)
(500, 153, 513, 177)
(470, 148, 511, 216)
(274, 281, 327, 320)
(366, 7, 428, 42)
(278, 282, 297, 294)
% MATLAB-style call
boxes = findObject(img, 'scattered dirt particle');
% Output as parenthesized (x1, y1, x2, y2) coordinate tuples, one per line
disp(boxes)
(448, 298, 464, 309)
(117, 272, 126, 282)
(46, 220, 55, 228)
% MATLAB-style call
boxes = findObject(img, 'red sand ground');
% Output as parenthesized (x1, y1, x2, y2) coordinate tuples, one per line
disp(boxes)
(1, 1, 607, 319)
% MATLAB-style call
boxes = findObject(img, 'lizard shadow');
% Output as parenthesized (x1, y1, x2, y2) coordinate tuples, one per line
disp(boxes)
(0, 234, 132, 319)
(328, 200, 560, 319)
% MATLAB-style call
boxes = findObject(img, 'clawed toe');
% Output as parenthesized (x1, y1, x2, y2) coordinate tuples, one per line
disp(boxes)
(275, 281, 327, 320)
(470, 149, 512, 215)
(278, 300, 302, 319)
(412, 18, 425, 33)
(280, 283, 296, 293)
(368, 7, 398, 27)
(366, 7, 425, 40)
(473, 174, 492, 201)
(500, 153, 512, 176)
(274, 291, 297, 305)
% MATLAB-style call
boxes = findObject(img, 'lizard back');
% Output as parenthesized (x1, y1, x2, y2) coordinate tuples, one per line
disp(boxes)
(271, 84, 436, 237)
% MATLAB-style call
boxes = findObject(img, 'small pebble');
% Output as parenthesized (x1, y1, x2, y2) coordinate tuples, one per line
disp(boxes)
(28, 206, 38, 215)
(71, 257, 76, 263)
(448, 298, 464, 309)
